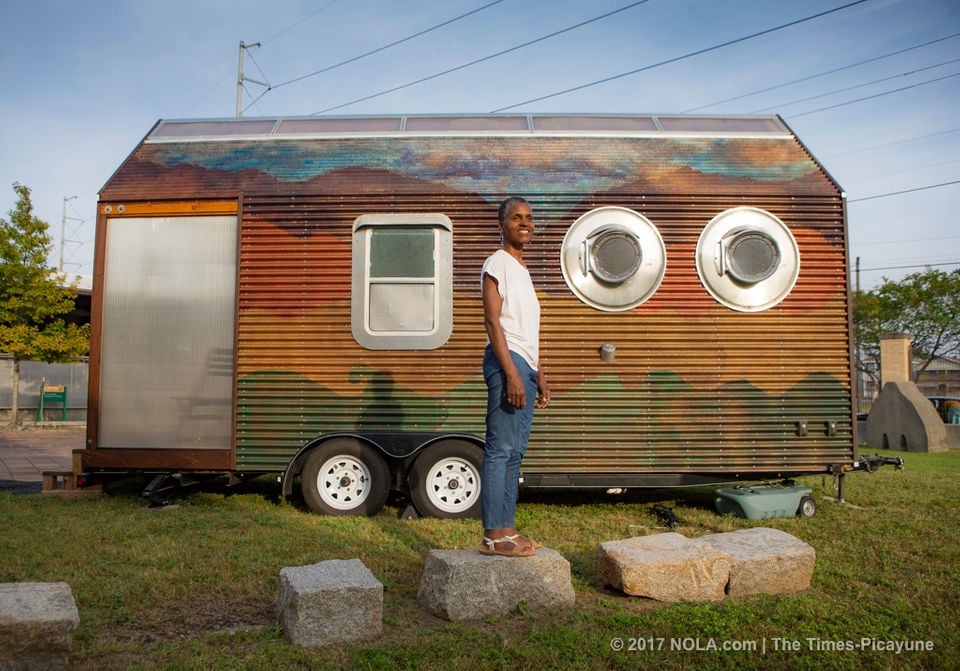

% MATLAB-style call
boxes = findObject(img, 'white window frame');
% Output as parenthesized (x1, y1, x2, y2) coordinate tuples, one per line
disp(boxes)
(351, 213, 453, 350)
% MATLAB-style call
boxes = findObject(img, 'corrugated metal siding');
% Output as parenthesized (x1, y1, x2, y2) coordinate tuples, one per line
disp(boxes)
(97, 127, 854, 479)
(235, 190, 852, 476)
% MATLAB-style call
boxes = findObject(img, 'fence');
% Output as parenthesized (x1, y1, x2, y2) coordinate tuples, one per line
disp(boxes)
(0, 354, 89, 423)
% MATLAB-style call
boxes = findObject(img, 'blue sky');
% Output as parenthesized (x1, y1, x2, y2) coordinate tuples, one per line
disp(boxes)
(2, 0, 958, 288)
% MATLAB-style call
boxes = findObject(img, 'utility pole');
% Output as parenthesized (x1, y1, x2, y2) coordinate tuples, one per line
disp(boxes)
(236, 41, 266, 117)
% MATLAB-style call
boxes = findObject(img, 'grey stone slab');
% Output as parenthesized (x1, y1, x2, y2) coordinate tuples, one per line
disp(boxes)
(0, 582, 79, 671)
(277, 559, 382, 647)
(417, 548, 575, 621)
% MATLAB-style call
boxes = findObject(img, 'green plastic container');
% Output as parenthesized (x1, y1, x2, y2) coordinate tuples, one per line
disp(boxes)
(714, 483, 812, 520)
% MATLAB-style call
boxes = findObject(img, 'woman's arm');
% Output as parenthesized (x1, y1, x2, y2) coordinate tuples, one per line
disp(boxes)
(482, 272, 526, 409)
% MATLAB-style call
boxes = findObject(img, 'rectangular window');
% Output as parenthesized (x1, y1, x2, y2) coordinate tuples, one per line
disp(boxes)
(352, 214, 452, 350)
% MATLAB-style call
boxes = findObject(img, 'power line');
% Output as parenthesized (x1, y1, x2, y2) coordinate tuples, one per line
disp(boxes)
(262, 0, 339, 45)
(823, 127, 960, 159)
(784, 70, 960, 118)
(859, 261, 959, 272)
(313, 0, 652, 115)
(182, 1, 340, 117)
(848, 179, 960, 202)
(844, 157, 960, 185)
(857, 234, 960, 247)
(245, 0, 507, 113)
(751, 57, 960, 113)
(684, 31, 960, 113)
(491, 0, 870, 112)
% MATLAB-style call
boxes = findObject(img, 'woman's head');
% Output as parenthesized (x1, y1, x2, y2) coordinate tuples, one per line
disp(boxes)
(498, 196, 530, 227)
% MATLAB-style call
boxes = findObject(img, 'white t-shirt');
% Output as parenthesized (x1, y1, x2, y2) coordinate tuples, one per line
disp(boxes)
(481, 249, 540, 370)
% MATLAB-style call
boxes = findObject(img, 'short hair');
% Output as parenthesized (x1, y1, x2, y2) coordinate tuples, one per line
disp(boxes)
(498, 196, 530, 226)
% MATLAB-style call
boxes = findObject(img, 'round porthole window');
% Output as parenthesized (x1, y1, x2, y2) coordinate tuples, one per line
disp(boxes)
(589, 228, 643, 283)
(724, 229, 781, 283)
(696, 207, 799, 312)
(560, 206, 666, 311)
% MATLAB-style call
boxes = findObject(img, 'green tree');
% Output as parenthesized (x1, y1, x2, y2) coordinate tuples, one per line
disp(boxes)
(853, 267, 960, 386)
(1, 182, 89, 425)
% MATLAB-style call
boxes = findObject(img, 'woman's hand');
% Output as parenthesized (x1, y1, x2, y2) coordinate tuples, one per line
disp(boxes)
(506, 371, 526, 409)
(535, 372, 551, 409)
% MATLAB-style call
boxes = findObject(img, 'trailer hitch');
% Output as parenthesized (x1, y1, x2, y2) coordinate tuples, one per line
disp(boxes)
(829, 454, 904, 503)
(855, 455, 905, 473)
(831, 455, 905, 476)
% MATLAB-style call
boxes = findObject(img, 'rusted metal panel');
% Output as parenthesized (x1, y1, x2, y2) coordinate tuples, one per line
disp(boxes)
(91, 116, 854, 483)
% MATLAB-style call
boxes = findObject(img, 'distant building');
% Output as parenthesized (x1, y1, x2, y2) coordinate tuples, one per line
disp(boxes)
(858, 355, 958, 408)
(915, 355, 960, 398)
(61, 274, 92, 328)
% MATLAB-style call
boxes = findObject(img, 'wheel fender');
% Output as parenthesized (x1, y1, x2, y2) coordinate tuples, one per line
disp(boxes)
(411, 434, 484, 458)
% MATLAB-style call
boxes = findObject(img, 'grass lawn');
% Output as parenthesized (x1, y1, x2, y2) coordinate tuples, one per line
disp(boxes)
(2, 448, 958, 670)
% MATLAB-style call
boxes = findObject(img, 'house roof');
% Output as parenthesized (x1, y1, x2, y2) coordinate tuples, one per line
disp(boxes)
(101, 113, 837, 202)
(146, 114, 792, 143)
(923, 356, 960, 372)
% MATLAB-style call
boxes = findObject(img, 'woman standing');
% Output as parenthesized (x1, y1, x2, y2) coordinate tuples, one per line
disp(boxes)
(479, 196, 551, 557)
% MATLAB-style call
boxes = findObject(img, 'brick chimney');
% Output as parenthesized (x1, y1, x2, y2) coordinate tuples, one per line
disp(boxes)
(879, 333, 912, 385)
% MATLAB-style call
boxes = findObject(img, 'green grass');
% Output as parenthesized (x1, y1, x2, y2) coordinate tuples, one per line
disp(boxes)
(2, 449, 958, 670)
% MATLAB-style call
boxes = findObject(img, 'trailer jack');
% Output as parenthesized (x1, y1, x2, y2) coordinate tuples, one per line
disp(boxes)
(830, 455, 905, 503)
(141, 473, 203, 508)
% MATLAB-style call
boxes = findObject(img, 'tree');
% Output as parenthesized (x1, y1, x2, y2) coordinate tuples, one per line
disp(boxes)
(853, 267, 960, 385)
(0, 182, 89, 425)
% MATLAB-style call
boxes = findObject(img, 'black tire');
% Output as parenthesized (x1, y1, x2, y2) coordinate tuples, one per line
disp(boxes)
(301, 439, 390, 516)
(798, 495, 817, 517)
(409, 440, 483, 519)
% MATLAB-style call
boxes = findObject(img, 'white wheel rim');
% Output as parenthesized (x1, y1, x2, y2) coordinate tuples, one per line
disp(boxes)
(424, 457, 480, 514)
(316, 455, 371, 511)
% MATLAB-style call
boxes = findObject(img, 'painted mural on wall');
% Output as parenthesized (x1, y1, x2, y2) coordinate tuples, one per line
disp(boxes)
(103, 131, 851, 474)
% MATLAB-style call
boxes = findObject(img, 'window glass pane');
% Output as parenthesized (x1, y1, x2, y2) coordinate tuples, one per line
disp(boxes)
(150, 119, 276, 138)
(404, 116, 528, 131)
(277, 117, 402, 134)
(534, 116, 657, 132)
(657, 117, 786, 133)
(369, 283, 435, 332)
(351, 213, 452, 350)
(370, 229, 434, 277)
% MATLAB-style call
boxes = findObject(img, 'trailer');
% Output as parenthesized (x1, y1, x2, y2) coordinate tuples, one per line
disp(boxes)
(80, 113, 858, 517)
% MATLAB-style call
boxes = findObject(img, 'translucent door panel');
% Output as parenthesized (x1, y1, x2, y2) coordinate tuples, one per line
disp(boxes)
(98, 216, 237, 449)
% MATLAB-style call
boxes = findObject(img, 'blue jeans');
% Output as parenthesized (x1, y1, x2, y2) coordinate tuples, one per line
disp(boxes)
(481, 345, 538, 531)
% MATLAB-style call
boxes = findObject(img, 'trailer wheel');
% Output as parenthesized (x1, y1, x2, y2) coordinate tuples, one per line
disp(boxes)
(301, 439, 389, 516)
(409, 440, 483, 519)
(798, 495, 817, 517)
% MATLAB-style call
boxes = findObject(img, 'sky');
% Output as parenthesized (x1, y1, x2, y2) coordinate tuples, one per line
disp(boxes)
(2, 0, 958, 289)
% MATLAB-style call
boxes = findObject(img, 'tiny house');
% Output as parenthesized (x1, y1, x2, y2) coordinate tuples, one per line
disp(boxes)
(81, 114, 858, 516)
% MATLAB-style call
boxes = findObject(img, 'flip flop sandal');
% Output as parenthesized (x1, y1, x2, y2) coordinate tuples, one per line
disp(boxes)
(479, 536, 535, 557)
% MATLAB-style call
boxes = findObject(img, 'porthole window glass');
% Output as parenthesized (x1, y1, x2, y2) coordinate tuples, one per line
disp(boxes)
(589, 228, 643, 283)
(560, 206, 666, 311)
(352, 214, 453, 349)
(724, 229, 780, 284)
(696, 207, 799, 312)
